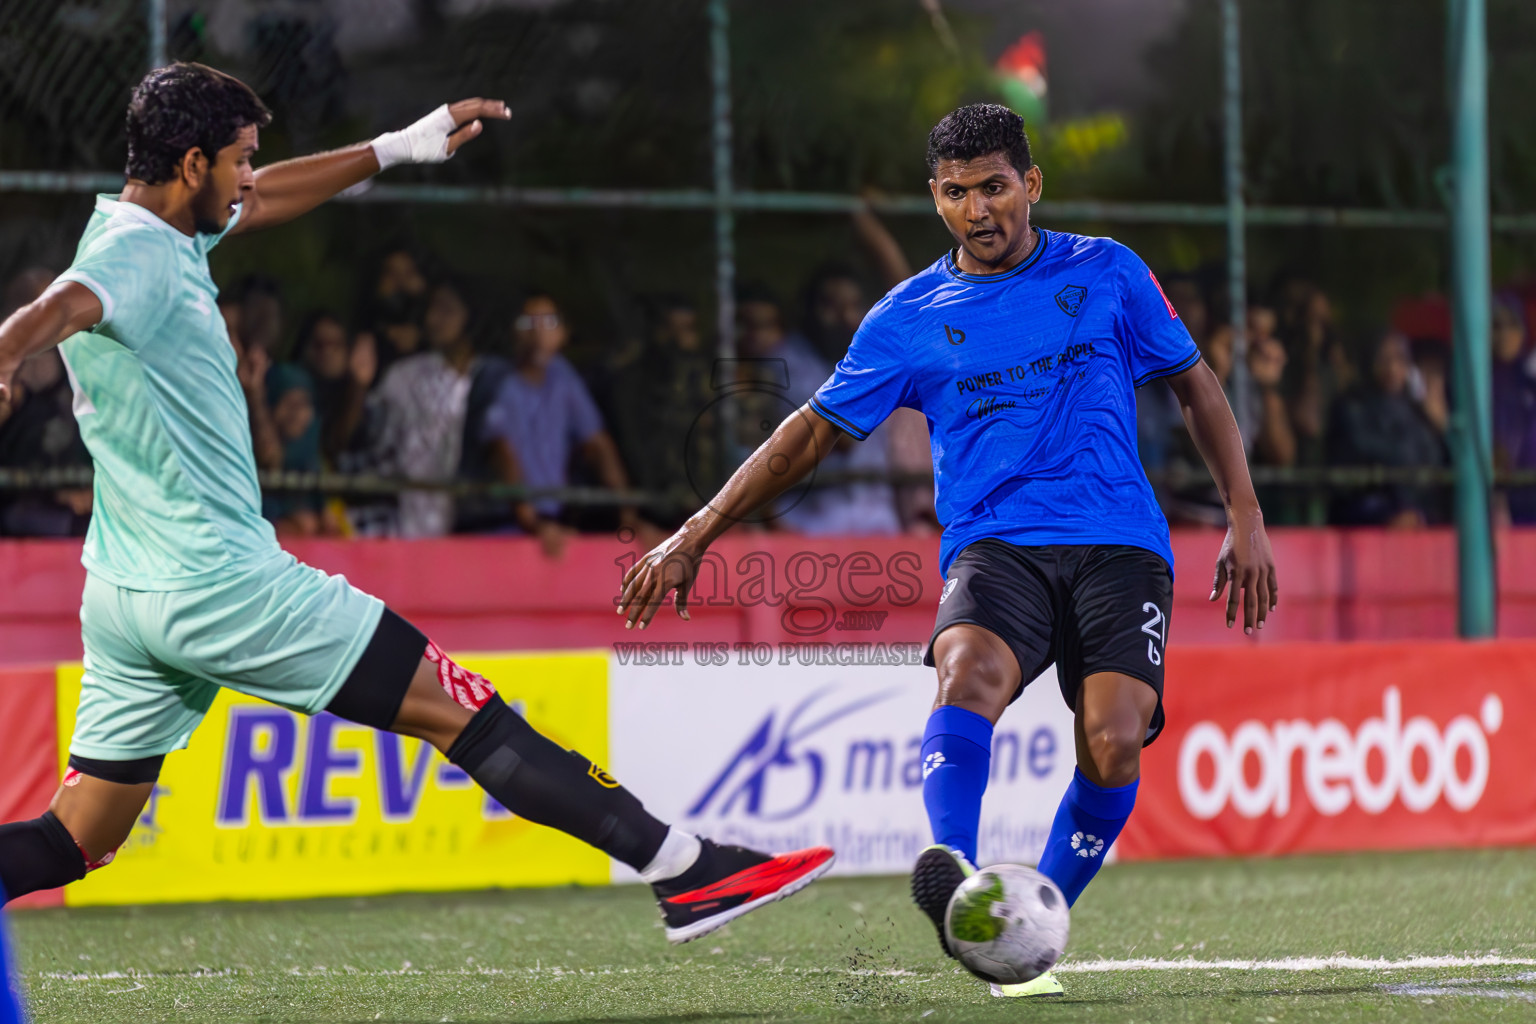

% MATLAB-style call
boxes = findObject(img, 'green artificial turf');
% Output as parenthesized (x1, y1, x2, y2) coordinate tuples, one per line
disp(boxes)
(12, 848, 1536, 1023)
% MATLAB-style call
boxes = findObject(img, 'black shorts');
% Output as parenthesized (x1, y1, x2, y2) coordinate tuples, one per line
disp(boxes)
(922, 540, 1173, 745)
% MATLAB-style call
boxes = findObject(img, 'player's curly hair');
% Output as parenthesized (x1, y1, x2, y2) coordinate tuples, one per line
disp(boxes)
(126, 62, 272, 184)
(926, 103, 1032, 178)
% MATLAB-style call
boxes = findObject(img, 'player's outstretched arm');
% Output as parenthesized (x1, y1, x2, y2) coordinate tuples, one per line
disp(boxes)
(617, 403, 843, 629)
(233, 98, 509, 235)
(0, 282, 103, 417)
(1165, 359, 1278, 634)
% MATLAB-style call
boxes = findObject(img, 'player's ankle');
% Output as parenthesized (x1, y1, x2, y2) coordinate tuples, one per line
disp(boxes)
(639, 827, 702, 884)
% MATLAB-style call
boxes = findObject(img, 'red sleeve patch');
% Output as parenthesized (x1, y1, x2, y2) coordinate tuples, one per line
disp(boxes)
(1149, 270, 1179, 320)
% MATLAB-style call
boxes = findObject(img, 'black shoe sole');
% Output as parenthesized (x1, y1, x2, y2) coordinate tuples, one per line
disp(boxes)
(910, 847, 967, 958)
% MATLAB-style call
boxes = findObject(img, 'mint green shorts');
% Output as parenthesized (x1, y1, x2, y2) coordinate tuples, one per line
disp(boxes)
(72, 552, 385, 760)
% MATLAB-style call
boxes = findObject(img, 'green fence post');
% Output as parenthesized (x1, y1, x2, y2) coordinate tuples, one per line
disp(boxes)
(1447, 0, 1497, 637)
(148, 0, 166, 71)
(1221, 0, 1249, 438)
(709, 0, 736, 489)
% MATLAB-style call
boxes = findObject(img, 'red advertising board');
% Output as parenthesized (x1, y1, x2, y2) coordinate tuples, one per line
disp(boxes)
(0, 666, 62, 906)
(1119, 641, 1536, 860)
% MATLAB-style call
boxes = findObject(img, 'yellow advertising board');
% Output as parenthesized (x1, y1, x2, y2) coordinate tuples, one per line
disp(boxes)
(54, 652, 613, 905)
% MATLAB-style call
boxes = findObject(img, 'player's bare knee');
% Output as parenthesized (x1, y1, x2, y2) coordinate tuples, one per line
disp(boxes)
(933, 641, 1014, 718)
(1081, 716, 1144, 787)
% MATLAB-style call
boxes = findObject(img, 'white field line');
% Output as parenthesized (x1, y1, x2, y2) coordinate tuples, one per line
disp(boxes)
(33, 954, 1536, 983)
(1054, 954, 1536, 974)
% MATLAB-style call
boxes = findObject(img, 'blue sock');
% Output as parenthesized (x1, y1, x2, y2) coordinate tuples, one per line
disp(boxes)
(1036, 768, 1139, 906)
(920, 706, 993, 864)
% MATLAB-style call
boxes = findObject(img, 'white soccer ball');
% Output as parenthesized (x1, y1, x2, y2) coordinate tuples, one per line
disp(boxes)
(943, 864, 1070, 985)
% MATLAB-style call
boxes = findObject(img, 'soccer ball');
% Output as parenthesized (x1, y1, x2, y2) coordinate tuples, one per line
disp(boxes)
(944, 864, 1070, 984)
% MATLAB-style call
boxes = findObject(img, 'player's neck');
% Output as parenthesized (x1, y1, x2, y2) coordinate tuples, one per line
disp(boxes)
(954, 224, 1038, 277)
(119, 182, 197, 237)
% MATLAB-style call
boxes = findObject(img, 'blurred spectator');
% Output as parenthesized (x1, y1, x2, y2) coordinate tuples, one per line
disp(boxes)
(365, 247, 429, 381)
(1326, 329, 1447, 527)
(261, 363, 324, 537)
(1244, 305, 1298, 468)
(602, 293, 714, 529)
(372, 279, 499, 538)
(797, 262, 866, 365)
(1166, 302, 1295, 524)
(482, 292, 637, 556)
(849, 203, 937, 531)
(736, 284, 900, 535)
(1491, 292, 1536, 523)
(1188, 303, 1297, 462)
(236, 274, 284, 354)
(0, 267, 92, 536)
(294, 310, 376, 464)
(1279, 280, 1353, 466)
(228, 305, 282, 474)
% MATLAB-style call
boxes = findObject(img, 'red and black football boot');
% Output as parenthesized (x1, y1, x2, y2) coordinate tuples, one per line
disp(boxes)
(651, 839, 835, 944)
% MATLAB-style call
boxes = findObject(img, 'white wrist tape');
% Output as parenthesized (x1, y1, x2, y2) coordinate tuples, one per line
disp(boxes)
(372, 104, 460, 170)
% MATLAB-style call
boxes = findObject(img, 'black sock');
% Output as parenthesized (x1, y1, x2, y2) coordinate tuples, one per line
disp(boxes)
(447, 699, 669, 871)
(0, 812, 87, 902)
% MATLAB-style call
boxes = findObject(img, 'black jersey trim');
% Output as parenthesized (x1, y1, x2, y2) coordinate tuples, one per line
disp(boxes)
(808, 396, 872, 440)
(944, 228, 1051, 284)
(1133, 348, 1202, 388)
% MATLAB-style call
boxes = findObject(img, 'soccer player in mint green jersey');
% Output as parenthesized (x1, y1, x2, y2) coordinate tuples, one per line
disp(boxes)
(0, 63, 832, 947)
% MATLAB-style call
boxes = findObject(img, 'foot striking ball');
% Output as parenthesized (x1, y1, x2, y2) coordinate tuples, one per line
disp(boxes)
(944, 864, 1070, 985)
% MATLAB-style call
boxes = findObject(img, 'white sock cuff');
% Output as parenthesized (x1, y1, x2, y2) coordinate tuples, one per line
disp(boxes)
(639, 827, 702, 884)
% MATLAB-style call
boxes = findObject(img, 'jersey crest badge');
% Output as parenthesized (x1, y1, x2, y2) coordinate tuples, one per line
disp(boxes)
(1055, 284, 1087, 317)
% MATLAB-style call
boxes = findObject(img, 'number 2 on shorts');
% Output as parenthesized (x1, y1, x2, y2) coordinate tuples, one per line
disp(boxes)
(1140, 601, 1166, 666)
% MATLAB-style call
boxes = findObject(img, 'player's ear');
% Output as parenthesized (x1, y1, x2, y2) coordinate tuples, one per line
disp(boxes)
(928, 178, 941, 211)
(1025, 165, 1043, 203)
(178, 147, 208, 189)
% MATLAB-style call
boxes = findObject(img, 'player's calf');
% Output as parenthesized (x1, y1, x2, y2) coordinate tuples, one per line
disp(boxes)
(0, 755, 160, 902)
(328, 611, 835, 939)
(1036, 672, 1155, 907)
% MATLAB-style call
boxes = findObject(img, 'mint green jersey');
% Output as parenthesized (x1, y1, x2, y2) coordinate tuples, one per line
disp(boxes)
(57, 195, 278, 590)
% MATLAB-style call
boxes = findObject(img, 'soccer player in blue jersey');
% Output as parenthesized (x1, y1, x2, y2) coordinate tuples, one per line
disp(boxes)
(618, 103, 1278, 996)
(0, 891, 23, 1024)
(0, 62, 832, 949)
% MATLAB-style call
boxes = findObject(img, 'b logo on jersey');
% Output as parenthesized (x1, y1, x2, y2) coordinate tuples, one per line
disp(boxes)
(940, 578, 959, 604)
(1055, 285, 1087, 317)
(944, 324, 966, 345)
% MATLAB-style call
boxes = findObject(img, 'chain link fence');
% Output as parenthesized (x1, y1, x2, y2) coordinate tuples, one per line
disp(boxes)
(1, 1, 1534, 536)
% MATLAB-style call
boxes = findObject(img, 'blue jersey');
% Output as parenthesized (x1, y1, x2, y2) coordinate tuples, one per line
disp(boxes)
(0, 900, 22, 1024)
(810, 229, 1200, 576)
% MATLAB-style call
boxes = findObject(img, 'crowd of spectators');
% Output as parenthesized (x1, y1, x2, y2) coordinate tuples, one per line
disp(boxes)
(4, 227, 1536, 544)
(1139, 274, 1536, 529)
